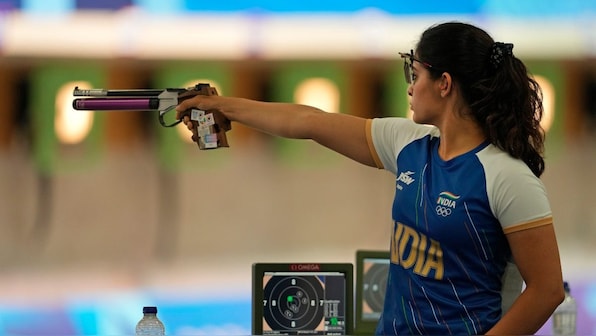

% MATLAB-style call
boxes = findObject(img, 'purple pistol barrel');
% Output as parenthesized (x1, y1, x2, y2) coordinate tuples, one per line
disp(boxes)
(72, 98, 159, 110)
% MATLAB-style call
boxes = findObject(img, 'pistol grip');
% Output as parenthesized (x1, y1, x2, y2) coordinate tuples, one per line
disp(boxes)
(176, 83, 231, 150)
(185, 108, 230, 150)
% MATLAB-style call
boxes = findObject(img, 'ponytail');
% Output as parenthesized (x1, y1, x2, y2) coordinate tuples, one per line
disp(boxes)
(472, 46, 545, 177)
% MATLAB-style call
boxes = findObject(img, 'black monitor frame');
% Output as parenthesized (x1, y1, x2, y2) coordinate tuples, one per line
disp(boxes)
(252, 262, 354, 335)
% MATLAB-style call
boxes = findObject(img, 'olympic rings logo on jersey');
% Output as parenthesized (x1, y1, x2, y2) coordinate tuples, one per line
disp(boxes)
(435, 205, 452, 217)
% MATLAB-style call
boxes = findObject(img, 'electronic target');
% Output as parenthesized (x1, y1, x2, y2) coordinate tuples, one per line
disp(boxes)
(354, 250, 390, 335)
(252, 263, 353, 335)
(362, 262, 388, 313)
(263, 275, 325, 330)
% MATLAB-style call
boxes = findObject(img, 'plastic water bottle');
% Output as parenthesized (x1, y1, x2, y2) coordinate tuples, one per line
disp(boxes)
(135, 306, 165, 336)
(552, 281, 577, 335)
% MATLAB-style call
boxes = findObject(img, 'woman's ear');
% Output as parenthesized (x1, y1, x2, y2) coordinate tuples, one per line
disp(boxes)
(439, 72, 453, 98)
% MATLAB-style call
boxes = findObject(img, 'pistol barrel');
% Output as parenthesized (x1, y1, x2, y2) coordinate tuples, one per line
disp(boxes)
(72, 98, 160, 110)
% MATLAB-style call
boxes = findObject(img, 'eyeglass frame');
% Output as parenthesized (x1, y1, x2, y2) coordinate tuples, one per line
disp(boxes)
(398, 49, 444, 84)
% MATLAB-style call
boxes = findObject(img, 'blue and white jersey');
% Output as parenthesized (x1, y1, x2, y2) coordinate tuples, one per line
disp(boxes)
(365, 118, 552, 335)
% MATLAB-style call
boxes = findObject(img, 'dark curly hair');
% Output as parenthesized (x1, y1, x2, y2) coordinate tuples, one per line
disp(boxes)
(416, 22, 545, 177)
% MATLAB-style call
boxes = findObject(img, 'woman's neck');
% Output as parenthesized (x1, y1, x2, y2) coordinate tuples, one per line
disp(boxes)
(436, 116, 486, 161)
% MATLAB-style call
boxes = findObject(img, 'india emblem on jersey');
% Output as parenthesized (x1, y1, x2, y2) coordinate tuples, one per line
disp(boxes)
(435, 191, 460, 217)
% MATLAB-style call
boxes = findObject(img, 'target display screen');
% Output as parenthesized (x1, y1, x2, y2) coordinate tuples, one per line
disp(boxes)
(354, 250, 390, 334)
(252, 263, 353, 335)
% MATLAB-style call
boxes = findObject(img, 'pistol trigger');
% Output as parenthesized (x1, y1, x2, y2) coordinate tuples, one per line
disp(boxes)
(158, 109, 183, 127)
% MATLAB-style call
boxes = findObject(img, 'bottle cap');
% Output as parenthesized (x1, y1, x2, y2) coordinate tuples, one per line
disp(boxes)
(143, 306, 158, 314)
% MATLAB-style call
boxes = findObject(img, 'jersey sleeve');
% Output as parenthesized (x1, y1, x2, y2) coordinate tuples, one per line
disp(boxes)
(368, 117, 438, 174)
(478, 145, 553, 233)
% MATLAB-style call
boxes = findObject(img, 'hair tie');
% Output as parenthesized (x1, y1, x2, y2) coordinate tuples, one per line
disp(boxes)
(489, 42, 514, 69)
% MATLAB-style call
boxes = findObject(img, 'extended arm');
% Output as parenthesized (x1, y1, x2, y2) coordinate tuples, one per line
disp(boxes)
(486, 222, 564, 335)
(176, 95, 377, 167)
